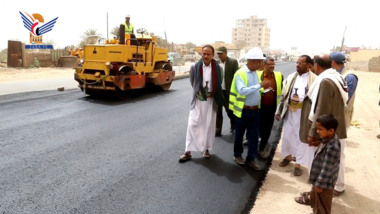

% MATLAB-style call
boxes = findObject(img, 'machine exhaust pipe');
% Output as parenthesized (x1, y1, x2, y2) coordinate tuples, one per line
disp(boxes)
(119, 24, 125, 44)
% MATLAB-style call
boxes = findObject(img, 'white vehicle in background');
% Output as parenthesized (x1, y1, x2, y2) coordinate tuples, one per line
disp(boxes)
(183, 52, 201, 62)
(168, 52, 185, 66)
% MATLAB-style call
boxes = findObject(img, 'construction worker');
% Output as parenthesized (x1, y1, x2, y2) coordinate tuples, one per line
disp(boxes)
(123, 15, 134, 34)
(229, 47, 270, 170)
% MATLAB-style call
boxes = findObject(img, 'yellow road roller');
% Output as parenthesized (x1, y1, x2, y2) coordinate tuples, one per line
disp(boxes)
(74, 26, 174, 99)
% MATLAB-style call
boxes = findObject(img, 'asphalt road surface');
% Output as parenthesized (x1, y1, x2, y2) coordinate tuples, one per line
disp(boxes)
(0, 62, 296, 213)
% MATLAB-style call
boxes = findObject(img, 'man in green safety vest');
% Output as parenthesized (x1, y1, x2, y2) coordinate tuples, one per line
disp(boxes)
(123, 14, 134, 34)
(256, 57, 283, 159)
(229, 47, 271, 170)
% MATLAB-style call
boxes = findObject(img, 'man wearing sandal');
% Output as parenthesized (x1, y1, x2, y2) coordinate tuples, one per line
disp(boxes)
(178, 45, 224, 163)
(275, 55, 316, 176)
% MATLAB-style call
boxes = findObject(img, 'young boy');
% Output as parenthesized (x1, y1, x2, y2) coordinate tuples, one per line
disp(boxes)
(309, 114, 341, 214)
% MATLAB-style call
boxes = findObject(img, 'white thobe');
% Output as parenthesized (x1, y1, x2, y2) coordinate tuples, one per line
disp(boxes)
(219, 61, 226, 90)
(281, 72, 317, 173)
(185, 63, 217, 152)
(335, 138, 346, 191)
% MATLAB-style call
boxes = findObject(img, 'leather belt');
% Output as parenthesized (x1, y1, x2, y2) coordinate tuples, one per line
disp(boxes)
(244, 105, 258, 110)
(289, 101, 303, 109)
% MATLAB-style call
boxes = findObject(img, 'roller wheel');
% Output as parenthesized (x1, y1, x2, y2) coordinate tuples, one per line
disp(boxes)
(160, 82, 172, 91)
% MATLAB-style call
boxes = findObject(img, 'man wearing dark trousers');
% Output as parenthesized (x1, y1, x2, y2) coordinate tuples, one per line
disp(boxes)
(256, 57, 283, 158)
(215, 46, 239, 136)
(229, 47, 271, 170)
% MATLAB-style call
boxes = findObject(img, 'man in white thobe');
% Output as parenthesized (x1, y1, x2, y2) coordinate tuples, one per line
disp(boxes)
(179, 45, 224, 163)
(275, 55, 317, 176)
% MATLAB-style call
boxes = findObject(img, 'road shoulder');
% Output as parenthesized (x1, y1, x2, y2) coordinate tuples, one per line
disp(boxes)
(251, 70, 380, 214)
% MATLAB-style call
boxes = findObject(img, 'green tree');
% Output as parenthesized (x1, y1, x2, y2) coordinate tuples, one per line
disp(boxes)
(149, 32, 168, 48)
(111, 26, 119, 39)
(0, 48, 7, 63)
(78, 29, 102, 48)
(43, 40, 56, 48)
(185, 42, 196, 51)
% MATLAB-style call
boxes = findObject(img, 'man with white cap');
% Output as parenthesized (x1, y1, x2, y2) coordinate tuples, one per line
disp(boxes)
(229, 47, 270, 170)
(123, 14, 134, 34)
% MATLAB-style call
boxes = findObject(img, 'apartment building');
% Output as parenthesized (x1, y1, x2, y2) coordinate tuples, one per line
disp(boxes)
(232, 16, 270, 51)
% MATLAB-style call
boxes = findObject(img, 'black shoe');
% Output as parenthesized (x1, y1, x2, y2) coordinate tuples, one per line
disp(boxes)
(246, 160, 261, 170)
(215, 132, 222, 137)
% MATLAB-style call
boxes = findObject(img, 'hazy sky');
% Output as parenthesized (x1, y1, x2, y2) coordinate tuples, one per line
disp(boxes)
(2, 0, 379, 54)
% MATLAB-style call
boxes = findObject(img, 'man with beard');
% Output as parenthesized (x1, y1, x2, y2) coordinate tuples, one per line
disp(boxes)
(275, 55, 317, 176)
(179, 45, 224, 163)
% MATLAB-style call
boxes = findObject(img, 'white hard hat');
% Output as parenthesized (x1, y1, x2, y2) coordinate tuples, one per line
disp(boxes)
(246, 47, 265, 60)
(125, 14, 131, 18)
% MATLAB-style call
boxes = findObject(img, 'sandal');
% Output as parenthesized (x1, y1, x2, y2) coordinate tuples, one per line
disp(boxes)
(279, 158, 291, 167)
(203, 150, 211, 159)
(333, 190, 345, 196)
(294, 195, 311, 206)
(179, 152, 192, 163)
(294, 167, 303, 176)
(300, 191, 311, 197)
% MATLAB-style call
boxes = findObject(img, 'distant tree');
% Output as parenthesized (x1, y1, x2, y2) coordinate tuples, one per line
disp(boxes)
(43, 40, 56, 48)
(64, 45, 77, 52)
(0, 48, 7, 62)
(78, 29, 102, 48)
(111, 26, 120, 39)
(185, 42, 196, 51)
(150, 32, 168, 48)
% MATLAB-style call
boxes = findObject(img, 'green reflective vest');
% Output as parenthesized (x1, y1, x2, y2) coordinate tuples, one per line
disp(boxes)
(256, 70, 282, 105)
(123, 22, 134, 34)
(229, 68, 260, 118)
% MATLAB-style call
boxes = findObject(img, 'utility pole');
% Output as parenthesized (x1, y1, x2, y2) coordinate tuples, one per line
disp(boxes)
(340, 26, 347, 52)
(163, 17, 169, 51)
(106, 12, 109, 39)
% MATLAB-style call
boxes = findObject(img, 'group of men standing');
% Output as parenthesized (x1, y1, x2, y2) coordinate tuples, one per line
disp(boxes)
(178, 45, 283, 171)
(177, 45, 357, 212)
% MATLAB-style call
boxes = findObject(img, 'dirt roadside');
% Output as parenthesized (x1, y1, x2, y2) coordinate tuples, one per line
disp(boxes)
(0, 67, 189, 96)
(251, 70, 380, 214)
(0, 67, 74, 83)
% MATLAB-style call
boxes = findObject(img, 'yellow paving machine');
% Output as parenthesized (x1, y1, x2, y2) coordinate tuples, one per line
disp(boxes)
(74, 27, 174, 98)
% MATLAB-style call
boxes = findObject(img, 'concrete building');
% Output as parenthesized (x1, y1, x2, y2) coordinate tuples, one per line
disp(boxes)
(231, 16, 270, 52)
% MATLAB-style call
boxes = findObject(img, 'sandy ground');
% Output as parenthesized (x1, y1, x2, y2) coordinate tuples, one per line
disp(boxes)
(0, 66, 189, 96)
(0, 67, 75, 82)
(252, 70, 380, 214)
(0, 67, 77, 95)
